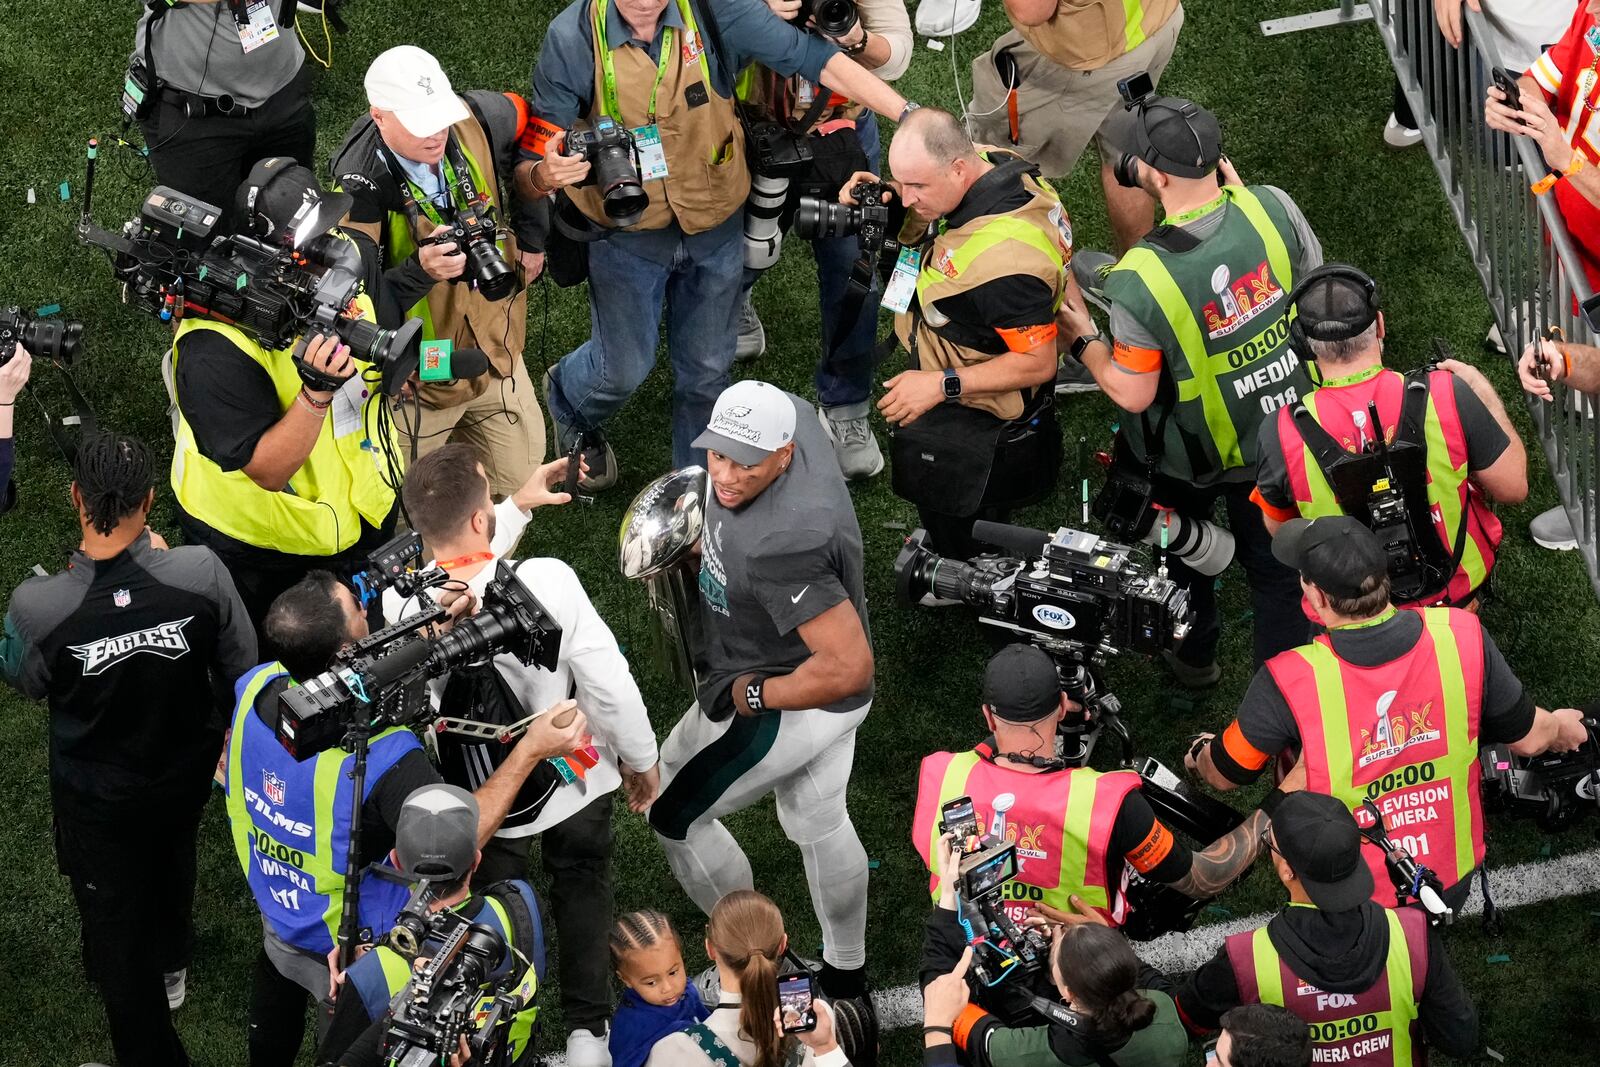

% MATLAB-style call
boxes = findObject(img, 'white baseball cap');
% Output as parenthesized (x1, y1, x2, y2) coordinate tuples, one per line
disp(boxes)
(365, 46, 471, 138)
(692, 380, 797, 465)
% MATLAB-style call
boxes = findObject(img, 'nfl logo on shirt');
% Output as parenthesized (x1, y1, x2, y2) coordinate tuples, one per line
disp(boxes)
(113, 589, 131, 608)
(263, 771, 286, 806)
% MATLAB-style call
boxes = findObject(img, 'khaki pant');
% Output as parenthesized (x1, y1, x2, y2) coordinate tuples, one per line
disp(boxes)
(969, 4, 1184, 179)
(400, 356, 547, 498)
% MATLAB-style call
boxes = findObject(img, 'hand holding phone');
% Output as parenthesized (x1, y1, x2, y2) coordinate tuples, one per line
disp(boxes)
(1491, 67, 1524, 114)
(939, 795, 980, 847)
(778, 974, 818, 1033)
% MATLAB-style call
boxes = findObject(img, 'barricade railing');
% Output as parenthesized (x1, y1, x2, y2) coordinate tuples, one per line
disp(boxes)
(1371, 0, 1600, 600)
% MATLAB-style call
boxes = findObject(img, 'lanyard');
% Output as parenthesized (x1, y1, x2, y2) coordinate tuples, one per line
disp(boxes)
(402, 152, 463, 228)
(593, 0, 713, 125)
(1319, 364, 1385, 389)
(1164, 191, 1228, 226)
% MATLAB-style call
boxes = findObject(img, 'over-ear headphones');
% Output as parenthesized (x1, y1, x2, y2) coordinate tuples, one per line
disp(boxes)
(237, 156, 298, 239)
(1287, 263, 1381, 360)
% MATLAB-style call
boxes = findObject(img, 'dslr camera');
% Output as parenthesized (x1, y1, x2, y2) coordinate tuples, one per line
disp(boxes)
(1093, 453, 1235, 578)
(796, 0, 860, 37)
(794, 180, 893, 255)
(416, 209, 516, 302)
(0, 308, 83, 365)
(568, 118, 649, 227)
(382, 906, 527, 1067)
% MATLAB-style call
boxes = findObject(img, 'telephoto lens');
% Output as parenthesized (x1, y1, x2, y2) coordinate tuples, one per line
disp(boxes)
(744, 173, 791, 271)
(0, 307, 84, 365)
(1141, 510, 1234, 576)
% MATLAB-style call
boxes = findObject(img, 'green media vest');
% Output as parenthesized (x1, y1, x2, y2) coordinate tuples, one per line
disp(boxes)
(1104, 185, 1313, 485)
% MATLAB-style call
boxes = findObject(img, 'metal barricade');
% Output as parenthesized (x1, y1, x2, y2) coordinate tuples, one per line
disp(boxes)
(1371, 0, 1600, 599)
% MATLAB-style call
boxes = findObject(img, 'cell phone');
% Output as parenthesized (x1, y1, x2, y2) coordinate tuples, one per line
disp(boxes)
(778, 974, 817, 1034)
(564, 436, 593, 506)
(940, 795, 980, 843)
(1204, 1037, 1220, 1065)
(1117, 70, 1155, 107)
(1491, 67, 1523, 112)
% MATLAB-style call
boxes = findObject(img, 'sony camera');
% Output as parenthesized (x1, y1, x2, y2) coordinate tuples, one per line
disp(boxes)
(275, 561, 561, 759)
(796, 0, 860, 37)
(1093, 455, 1236, 578)
(569, 118, 649, 226)
(416, 210, 516, 302)
(382, 909, 525, 1067)
(0, 308, 84, 366)
(793, 180, 892, 255)
(1481, 722, 1600, 834)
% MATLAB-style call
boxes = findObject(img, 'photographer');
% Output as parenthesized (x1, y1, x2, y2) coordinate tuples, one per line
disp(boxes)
(170, 159, 404, 629)
(1176, 793, 1478, 1065)
(130, 0, 315, 233)
(516, 0, 909, 487)
(1517, 336, 1600, 552)
(1188, 517, 1590, 913)
(393, 442, 656, 1066)
(1061, 96, 1322, 684)
(331, 47, 552, 497)
(1252, 267, 1526, 610)
(862, 107, 1068, 560)
(225, 572, 588, 1066)
(0, 431, 256, 1067)
(733, 0, 912, 481)
(0, 343, 32, 513)
(322, 784, 544, 1067)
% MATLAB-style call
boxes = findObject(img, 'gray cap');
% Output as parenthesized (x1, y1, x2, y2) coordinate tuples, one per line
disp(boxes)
(394, 784, 479, 881)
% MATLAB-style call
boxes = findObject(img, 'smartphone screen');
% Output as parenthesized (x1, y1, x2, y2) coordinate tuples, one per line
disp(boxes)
(1492, 67, 1523, 112)
(778, 974, 817, 1034)
(940, 796, 979, 842)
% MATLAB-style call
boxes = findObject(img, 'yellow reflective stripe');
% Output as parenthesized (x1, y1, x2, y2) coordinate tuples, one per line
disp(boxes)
(928, 753, 981, 901)
(1061, 769, 1106, 908)
(1226, 186, 1293, 297)
(915, 216, 1065, 307)
(479, 895, 539, 1056)
(1251, 927, 1284, 1004)
(1294, 392, 1340, 514)
(1421, 609, 1477, 877)
(377, 945, 411, 994)
(314, 751, 349, 945)
(1121, 0, 1148, 51)
(225, 668, 275, 878)
(1301, 643, 1356, 798)
(1422, 394, 1487, 589)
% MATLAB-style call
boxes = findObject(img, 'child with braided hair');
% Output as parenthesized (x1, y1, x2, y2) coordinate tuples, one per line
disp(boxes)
(608, 910, 711, 1067)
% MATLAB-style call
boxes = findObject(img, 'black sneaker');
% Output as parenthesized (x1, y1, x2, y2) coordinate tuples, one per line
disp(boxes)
(828, 992, 880, 1067)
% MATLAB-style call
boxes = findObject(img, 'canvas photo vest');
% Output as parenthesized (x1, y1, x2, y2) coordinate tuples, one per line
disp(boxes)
(1014, 0, 1182, 70)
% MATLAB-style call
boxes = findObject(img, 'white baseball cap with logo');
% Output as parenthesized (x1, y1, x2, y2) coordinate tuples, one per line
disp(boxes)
(365, 45, 471, 139)
(692, 380, 797, 465)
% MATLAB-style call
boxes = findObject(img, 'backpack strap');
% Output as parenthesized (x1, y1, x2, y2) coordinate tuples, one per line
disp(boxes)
(686, 1023, 744, 1067)
(1288, 401, 1367, 512)
(1397, 368, 1471, 593)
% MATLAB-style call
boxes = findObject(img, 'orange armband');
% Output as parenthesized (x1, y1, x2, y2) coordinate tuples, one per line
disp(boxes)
(953, 1002, 991, 1050)
(520, 115, 565, 158)
(996, 322, 1057, 352)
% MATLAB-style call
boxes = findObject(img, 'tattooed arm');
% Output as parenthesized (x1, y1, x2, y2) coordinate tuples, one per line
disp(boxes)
(1166, 808, 1269, 899)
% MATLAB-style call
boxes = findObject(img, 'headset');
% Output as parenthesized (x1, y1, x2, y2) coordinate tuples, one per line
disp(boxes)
(1287, 263, 1381, 361)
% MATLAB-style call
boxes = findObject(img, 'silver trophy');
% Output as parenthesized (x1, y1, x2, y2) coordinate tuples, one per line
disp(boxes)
(618, 466, 710, 699)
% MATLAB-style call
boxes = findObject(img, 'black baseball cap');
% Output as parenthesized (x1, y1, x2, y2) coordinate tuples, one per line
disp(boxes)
(1271, 517, 1388, 600)
(1132, 96, 1222, 178)
(982, 644, 1061, 723)
(1269, 792, 1374, 912)
(1292, 265, 1380, 343)
(236, 157, 352, 248)
(394, 784, 479, 882)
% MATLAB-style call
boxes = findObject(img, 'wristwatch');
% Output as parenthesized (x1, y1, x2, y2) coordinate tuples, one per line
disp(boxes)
(942, 368, 962, 402)
(1069, 334, 1098, 364)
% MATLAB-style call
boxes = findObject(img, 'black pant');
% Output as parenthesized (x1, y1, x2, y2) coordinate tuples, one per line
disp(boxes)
(140, 63, 316, 233)
(1152, 474, 1310, 669)
(1393, 77, 1418, 129)
(475, 792, 615, 1032)
(55, 792, 207, 1067)
(917, 504, 1016, 562)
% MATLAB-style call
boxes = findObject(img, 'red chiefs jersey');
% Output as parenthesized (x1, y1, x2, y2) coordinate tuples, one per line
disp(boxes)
(1529, 5, 1600, 286)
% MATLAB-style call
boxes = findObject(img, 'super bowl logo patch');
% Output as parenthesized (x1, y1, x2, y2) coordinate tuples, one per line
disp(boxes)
(113, 588, 132, 608)
(934, 249, 959, 279)
(1587, 25, 1599, 51)
(682, 31, 704, 65)
(263, 770, 286, 806)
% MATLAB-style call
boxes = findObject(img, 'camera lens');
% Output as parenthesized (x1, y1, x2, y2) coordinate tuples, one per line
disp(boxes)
(465, 239, 516, 302)
(1114, 153, 1141, 189)
(814, 0, 859, 37)
(592, 144, 648, 225)
(744, 174, 790, 271)
(793, 198, 861, 240)
(21, 319, 85, 365)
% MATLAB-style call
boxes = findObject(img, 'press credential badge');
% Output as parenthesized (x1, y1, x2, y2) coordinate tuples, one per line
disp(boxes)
(881, 246, 922, 313)
(633, 125, 669, 181)
(235, 0, 281, 53)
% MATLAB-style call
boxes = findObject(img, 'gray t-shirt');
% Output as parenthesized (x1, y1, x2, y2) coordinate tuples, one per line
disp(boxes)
(134, 0, 304, 108)
(697, 392, 872, 712)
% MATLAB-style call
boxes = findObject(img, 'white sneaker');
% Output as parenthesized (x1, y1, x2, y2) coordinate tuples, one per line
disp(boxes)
(1486, 321, 1507, 355)
(819, 406, 884, 480)
(1530, 505, 1578, 550)
(566, 1026, 612, 1067)
(915, 0, 980, 36)
(165, 968, 186, 1011)
(735, 296, 766, 362)
(1384, 113, 1423, 148)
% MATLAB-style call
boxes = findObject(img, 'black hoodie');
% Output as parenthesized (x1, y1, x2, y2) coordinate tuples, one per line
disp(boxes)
(1177, 901, 1479, 1059)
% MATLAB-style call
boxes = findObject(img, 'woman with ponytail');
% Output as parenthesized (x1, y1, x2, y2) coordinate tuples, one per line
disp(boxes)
(646, 890, 852, 1067)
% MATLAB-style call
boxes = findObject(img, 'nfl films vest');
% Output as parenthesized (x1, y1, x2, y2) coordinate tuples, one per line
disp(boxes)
(224, 662, 419, 955)
(1226, 906, 1428, 1067)
(911, 747, 1141, 925)
(1265, 608, 1486, 905)
(1104, 185, 1312, 483)
(1013, 0, 1182, 71)
(893, 157, 1072, 421)
(1275, 366, 1500, 606)
(171, 306, 400, 557)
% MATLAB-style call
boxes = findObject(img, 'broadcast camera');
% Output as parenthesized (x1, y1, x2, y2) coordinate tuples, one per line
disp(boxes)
(569, 118, 649, 227)
(276, 561, 561, 759)
(0, 308, 83, 365)
(1481, 718, 1600, 834)
(382, 905, 526, 1067)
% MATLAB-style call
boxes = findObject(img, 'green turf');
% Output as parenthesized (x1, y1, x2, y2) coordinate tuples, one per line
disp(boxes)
(1, 0, 1597, 1063)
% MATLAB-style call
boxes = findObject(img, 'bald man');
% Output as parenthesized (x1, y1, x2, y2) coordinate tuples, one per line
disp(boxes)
(845, 108, 1071, 558)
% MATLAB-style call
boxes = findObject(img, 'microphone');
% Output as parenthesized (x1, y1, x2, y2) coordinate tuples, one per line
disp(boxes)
(447, 347, 491, 380)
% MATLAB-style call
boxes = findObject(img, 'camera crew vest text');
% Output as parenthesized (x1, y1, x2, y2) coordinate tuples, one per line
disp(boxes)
(1274, 366, 1499, 606)
(911, 746, 1141, 925)
(171, 310, 400, 558)
(893, 158, 1071, 421)
(1013, 0, 1182, 71)
(346, 883, 543, 1065)
(571, 0, 748, 234)
(1226, 906, 1428, 1067)
(224, 662, 420, 956)
(1104, 185, 1311, 483)
(1266, 607, 1486, 905)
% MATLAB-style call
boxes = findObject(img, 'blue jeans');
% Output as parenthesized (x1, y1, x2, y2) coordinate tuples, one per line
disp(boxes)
(547, 221, 744, 469)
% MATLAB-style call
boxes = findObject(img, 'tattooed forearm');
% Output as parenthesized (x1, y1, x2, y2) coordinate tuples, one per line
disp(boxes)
(1168, 809, 1268, 899)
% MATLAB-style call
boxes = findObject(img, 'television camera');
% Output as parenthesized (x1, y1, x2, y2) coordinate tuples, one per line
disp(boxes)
(1481, 717, 1600, 835)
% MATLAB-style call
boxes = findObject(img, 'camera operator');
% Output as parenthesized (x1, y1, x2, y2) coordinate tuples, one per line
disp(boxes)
(1252, 267, 1526, 610)
(170, 159, 404, 630)
(225, 572, 588, 1066)
(1060, 97, 1322, 684)
(733, 0, 912, 481)
(1212, 1005, 1311, 1067)
(0, 431, 256, 1067)
(392, 442, 658, 1067)
(322, 784, 545, 1067)
(1517, 334, 1600, 552)
(1187, 517, 1590, 913)
(0, 343, 33, 514)
(647, 381, 877, 1039)
(857, 107, 1068, 560)
(515, 0, 909, 488)
(330, 47, 552, 497)
(1176, 793, 1479, 1065)
(129, 0, 315, 233)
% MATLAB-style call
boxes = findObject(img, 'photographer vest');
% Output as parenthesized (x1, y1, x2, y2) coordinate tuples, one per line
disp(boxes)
(345, 883, 542, 1066)
(1225, 906, 1428, 1067)
(1012, 0, 1181, 71)
(911, 747, 1141, 926)
(735, 65, 864, 133)
(1104, 185, 1312, 484)
(570, 0, 749, 234)
(893, 157, 1071, 421)
(171, 311, 400, 558)
(1275, 366, 1499, 606)
(1265, 608, 1486, 906)
(335, 96, 527, 411)
(224, 662, 420, 956)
